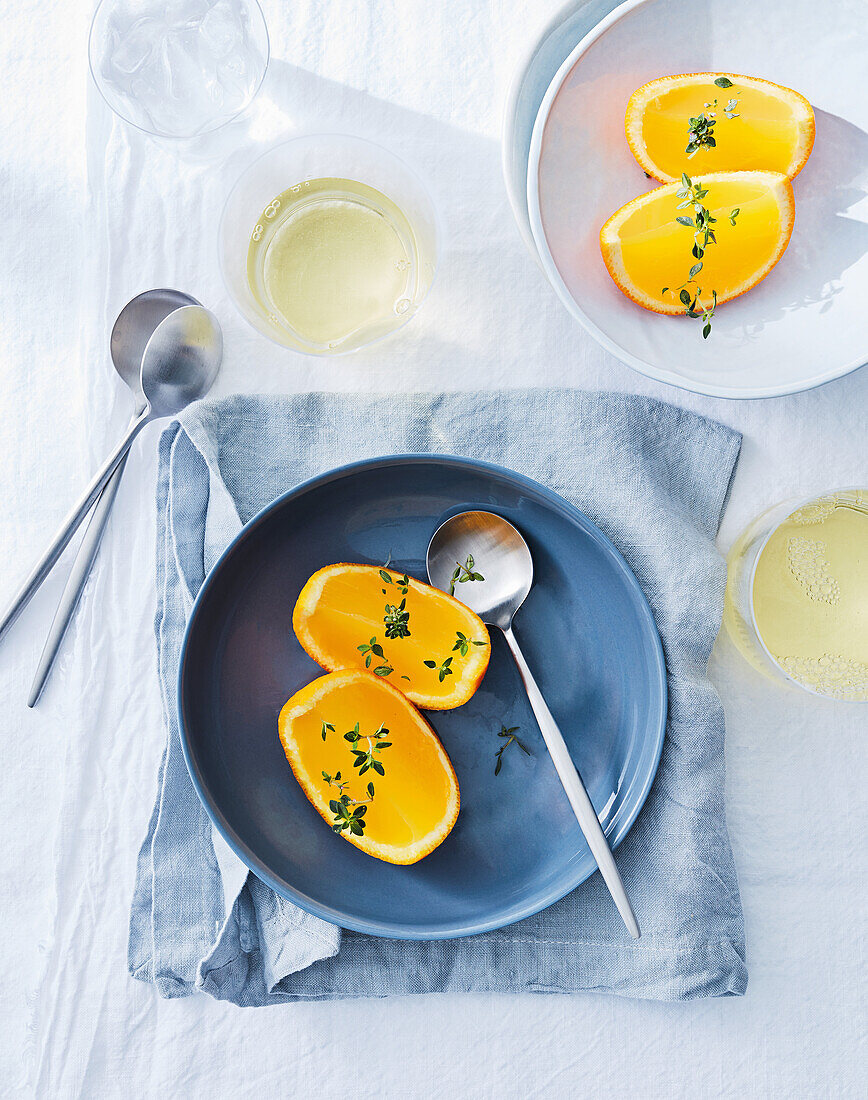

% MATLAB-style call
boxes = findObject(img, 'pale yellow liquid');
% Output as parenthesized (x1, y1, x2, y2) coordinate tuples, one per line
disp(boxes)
(727, 491, 868, 700)
(247, 178, 419, 353)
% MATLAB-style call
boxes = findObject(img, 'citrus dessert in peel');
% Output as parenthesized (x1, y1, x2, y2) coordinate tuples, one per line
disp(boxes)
(278, 669, 460, 864)
(601, 72, 812, 337)
(626, 73, 815, 183)
(600, 170, 795, 318)
(292, 564, 490, 710)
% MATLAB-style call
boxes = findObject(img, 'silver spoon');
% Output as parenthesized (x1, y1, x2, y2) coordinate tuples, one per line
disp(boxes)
(0, 302, 222, 647)
(427, 509, 640, 939)
(26, 290, 200, 706)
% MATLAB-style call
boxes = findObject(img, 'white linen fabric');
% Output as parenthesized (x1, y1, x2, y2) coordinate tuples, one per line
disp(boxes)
(1, 0, 865, 1097)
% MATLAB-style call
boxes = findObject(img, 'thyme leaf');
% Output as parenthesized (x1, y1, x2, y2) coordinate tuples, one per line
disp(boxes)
(494, 725, 532, 775)
(449, 555, 484, 596)
(424, 656, 454, 682)
(384, 597, 411, 639)
(452, 630, 489, 656)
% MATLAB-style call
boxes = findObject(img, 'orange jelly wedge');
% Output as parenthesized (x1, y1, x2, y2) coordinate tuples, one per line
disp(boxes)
(626, 73, 815, 183)
(292, 564, 491, 710)
(600, 170, 795, 314)
(278, 670, 459, 864)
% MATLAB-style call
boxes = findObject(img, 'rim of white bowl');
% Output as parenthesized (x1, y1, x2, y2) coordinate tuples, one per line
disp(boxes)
(501, 0, 586, 261)
(526, 0, 868, 401)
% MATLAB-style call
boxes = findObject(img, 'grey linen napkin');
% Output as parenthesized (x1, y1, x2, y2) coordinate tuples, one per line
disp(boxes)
(129, 390, 746, 1004)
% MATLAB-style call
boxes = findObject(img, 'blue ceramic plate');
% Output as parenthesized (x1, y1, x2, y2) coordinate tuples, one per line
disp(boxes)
(178, 455, 667, 939)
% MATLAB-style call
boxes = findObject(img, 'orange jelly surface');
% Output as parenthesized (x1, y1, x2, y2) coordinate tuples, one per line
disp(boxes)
(304, 568, 487, 699)
(619, 178, 784, 306)
(291, 678, 453, 847)
(641, 82, 801, 179)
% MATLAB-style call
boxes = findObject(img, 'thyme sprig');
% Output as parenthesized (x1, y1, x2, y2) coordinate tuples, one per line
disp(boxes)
(452, 630, 488, 657)
(661, 173, 739, 339)
(319, 720, 393, 834)
(357, 636, 385, 668)
(344, 721, 391, 776)
(357, 636, 394, 676)
(494, 725, 532, 775)
(321, 769, 376, 836)
(329, 796, 367, 834)
(321, 770, 371, 835)
(383, 598, 411, 639)
(449, 555, 484, 596)
(685, 77, 739, 158)
(378, 569, 412, 639)
(379, 569, 410, 595)
(424, 656, 454, 682)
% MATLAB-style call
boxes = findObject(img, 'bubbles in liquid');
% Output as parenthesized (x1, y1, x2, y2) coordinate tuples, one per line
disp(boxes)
(786, 537, 840, 605)
(775, 654, 868, 701)
(750, 492, 868, 700)
(790, 498, 837, 526)
(394, 298, 410, 315)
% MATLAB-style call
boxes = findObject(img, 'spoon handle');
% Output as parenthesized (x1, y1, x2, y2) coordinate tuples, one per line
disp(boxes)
(26, 455, 128, 707)
(0, 406, 150, 646)
(502, 624, 640, 939)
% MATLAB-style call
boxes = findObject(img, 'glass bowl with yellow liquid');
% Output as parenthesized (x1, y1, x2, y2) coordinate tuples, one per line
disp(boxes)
(723, 489, 868, 702)
(219, 135, 440, 354)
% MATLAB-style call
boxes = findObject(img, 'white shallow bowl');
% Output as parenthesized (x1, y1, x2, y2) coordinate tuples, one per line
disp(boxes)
(527, 0, 868, 399)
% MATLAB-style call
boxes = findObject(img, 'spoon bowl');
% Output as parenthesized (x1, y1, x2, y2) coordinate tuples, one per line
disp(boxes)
(140, 305, 223, 418)
(427, 510, 532, 629)
(111, 288, 199, 398)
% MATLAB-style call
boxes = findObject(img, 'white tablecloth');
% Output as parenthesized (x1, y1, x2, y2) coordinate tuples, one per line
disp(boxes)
(2, 2, 865, 1096)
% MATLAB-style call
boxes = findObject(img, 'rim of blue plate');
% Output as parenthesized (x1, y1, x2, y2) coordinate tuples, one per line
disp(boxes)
(177, 453, 668, 939)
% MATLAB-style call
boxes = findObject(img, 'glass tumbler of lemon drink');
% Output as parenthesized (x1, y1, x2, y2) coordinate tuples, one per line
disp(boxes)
(723, 489, 868, 702)
(220, 135, 440, 354)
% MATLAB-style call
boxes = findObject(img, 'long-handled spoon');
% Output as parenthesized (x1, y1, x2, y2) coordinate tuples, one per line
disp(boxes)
(26, 290, 202, 706)
(427, 509, 640, 939)
(0, 303, 222, 647)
